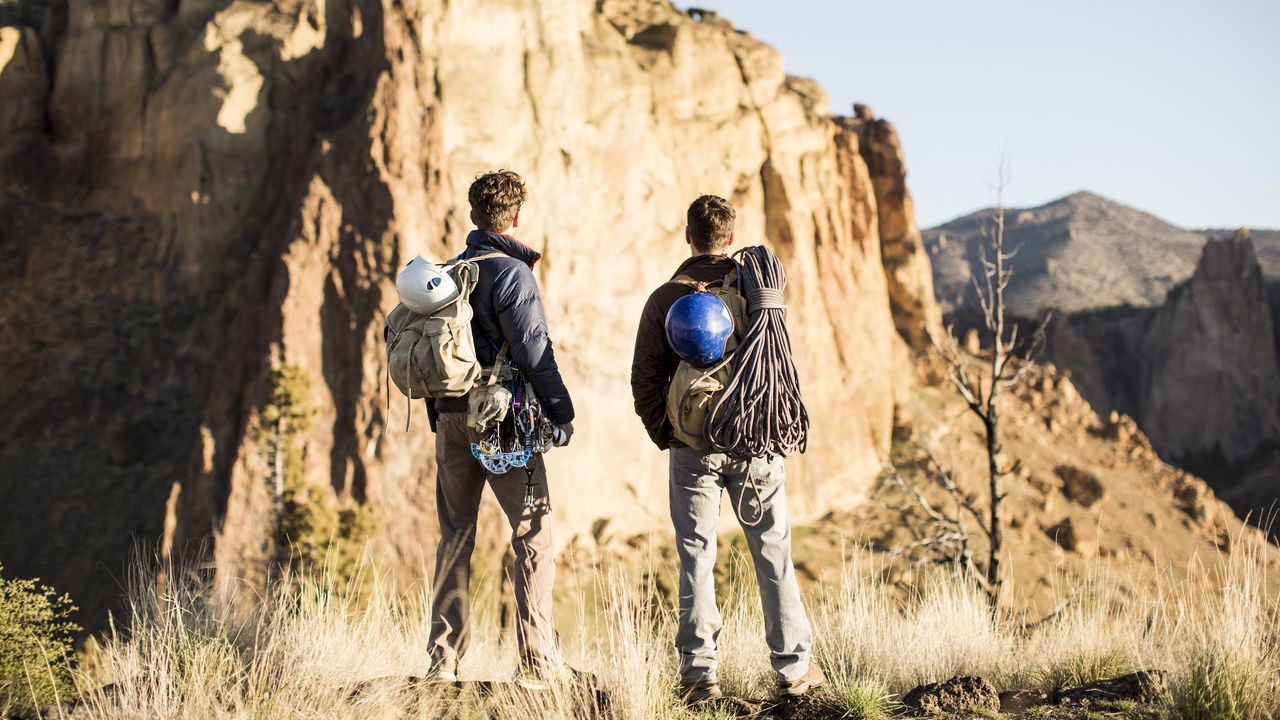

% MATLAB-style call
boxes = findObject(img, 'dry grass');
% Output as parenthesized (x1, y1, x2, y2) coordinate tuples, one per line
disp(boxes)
(20, 534, 1279, 719)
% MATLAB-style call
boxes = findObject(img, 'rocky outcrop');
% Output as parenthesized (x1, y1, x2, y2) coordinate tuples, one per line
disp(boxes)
(1054, 671, 1168, 707)
(0, 0, 941, 629)
(927, 191, 1280, 533)
(903, 676, 1000, 716)
(2, 0, 450, 623)
(1134, 234, 1280, 464)
(837, 108, 942, 350)
(1048, 233, 1280, 512)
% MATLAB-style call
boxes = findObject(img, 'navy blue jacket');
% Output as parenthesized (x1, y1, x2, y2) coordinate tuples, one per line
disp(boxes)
(430, 230, 575, 426)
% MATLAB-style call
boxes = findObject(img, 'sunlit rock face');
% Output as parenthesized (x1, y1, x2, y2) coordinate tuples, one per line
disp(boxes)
(0, 0, 939, 629)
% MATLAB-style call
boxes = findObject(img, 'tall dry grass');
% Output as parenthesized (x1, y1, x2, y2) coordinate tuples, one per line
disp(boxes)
(27, 534, 1280, 719)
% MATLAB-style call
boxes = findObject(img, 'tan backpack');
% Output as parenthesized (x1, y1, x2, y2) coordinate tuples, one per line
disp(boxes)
(665, 268, 747, 450)
(385, 252, 505, 427)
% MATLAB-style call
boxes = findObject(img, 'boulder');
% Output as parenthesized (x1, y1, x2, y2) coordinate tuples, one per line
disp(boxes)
(1045, 517, 1099, 558)
(1172, 473, 1212, 524)
(1055, 465, 1107, 508)
(903, 675, 1000, 716)
(1054, 670, 1168, 706)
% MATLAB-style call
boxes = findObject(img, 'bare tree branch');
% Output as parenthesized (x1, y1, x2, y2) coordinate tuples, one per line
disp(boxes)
(910, 154, 1033, 603)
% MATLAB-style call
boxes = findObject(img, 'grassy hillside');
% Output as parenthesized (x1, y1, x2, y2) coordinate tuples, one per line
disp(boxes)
(18, 539, 1276, 720)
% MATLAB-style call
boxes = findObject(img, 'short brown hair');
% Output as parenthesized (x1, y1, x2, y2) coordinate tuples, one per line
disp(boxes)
(687, 195, 735, 253)
(469, 170, 527, 232)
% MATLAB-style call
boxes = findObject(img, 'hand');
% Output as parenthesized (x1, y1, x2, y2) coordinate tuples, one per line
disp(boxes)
(556, 422, 574, 447)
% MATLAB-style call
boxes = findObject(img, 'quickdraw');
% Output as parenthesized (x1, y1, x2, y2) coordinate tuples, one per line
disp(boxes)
(469, 368, 560, 508)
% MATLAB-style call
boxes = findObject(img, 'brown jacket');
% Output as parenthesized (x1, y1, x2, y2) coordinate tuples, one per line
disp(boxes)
(630, 254, 739, 449)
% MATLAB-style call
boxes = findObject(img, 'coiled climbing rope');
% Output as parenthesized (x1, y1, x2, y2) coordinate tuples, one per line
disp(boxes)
(706, 245, 809, 461)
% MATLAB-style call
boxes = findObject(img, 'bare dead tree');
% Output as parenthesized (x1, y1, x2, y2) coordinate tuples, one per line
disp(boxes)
(876, 451, 993, 595)
(901, 156, 1050, 601)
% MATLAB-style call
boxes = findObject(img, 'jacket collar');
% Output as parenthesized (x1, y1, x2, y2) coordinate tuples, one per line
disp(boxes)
(672, 252, 734, 278)
(465, 230, 541, 268)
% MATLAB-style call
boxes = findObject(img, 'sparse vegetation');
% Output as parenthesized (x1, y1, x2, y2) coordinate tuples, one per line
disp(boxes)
(1167, 653, 1264, 720)
(892, 159, 1051, 605)
(258, 365, 377, 589)
(830, 676, 900, 719)
(0, 564, 80, 717)
(1046, 648, 1137, 691)
(1164, 560, 1280, 720)
(62, 536, 1279, 720)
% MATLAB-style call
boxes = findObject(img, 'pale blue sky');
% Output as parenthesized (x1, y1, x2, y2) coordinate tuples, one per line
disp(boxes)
(685, 1, 1280, 229)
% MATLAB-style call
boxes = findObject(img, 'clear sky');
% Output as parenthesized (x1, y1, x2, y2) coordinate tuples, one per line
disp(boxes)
(685, 0, 1280, 230)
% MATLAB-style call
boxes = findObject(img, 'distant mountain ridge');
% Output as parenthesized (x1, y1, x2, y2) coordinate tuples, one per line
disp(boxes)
(925, 191, 1280, 316)
(924, 192, 1280, 536)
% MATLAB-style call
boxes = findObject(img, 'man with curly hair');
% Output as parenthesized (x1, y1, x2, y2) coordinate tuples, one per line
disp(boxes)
(425, 170, 576, 689)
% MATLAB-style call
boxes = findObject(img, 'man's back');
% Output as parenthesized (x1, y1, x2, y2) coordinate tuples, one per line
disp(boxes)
(433, 229, 574, 425)
(425, 169, 572, 687)
(628, 195, 824, 704)
(630, 253, 738, 450)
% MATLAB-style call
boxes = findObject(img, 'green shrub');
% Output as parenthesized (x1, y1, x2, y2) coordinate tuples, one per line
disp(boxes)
(832, 677, 901, 720)
(258, 365, 377, 590)
(1045, 647, 1136, 690)
(0, 565, 80, 716)
(1166, 652, 1271, 720)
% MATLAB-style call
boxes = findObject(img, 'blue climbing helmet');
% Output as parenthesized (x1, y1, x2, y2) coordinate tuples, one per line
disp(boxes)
(665, 291, 734, 367)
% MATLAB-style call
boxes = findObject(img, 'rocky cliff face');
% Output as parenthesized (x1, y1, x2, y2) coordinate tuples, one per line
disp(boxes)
(0, 0, 939, 629)
(1048, 233, 1280, 514)
(1050, 234, 1280, 459)
(926, 193, 1280, 531)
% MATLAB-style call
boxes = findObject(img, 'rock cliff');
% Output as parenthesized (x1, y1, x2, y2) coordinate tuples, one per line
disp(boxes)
(0, 0, 939, 629)
(926, 192, 1280, 532)
(1048, 233, 1280, 515)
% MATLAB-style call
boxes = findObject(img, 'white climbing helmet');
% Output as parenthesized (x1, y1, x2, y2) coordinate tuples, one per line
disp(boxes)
(396, 256, 460, 315)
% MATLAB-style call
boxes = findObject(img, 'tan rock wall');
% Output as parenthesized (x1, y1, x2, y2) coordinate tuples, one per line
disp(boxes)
(0, 0, 941, 628)
(431, 0, 912, 538)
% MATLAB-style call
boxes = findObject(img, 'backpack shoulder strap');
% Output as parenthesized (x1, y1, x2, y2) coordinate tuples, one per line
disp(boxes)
(451, 251, 507, 265)
(671, 263, 740, 293)
(721, 267, 740, 293)
(481, 344, 509, 386)
(448, 251, 510, 300)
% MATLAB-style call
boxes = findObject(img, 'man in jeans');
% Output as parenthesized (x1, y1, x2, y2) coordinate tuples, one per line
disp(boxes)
(426, 170, 575, 689)
(629, 195, 825, 703)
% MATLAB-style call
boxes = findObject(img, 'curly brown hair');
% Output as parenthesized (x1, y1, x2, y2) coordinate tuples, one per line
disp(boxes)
(468, 170, 527, 232)
(687, 194, 735, 253)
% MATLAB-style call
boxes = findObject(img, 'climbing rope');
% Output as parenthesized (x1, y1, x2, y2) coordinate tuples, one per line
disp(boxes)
(699, 246, 808, 527)
(705, 245, 810, 461)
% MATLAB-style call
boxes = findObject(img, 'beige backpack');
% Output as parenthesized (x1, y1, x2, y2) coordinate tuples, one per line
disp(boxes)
(665, 269, 747, 450)
(385, 253, 505, 427)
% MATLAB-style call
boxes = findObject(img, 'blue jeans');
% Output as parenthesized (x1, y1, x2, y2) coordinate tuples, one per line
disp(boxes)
(668, 446, 812, 683)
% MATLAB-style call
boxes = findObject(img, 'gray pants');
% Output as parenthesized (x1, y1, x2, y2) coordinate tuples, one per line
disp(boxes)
(668, 446, 812, 684)
(428, 412, 562, 667)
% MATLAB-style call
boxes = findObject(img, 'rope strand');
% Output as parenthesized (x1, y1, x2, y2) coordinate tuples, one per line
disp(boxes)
(706, 245, 809, 461)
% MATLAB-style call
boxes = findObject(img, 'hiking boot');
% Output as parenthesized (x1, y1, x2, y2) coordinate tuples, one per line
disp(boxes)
(779, 662, 826, 697)
(424, 654, 458, 683)
(513, 662, 581, 691)
(678, 678, 724, 704)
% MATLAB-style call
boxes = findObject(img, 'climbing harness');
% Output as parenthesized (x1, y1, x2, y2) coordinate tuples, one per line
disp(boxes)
(470, 366, 562, 509)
